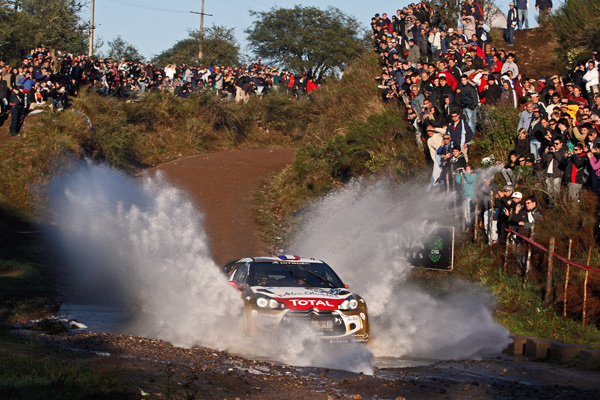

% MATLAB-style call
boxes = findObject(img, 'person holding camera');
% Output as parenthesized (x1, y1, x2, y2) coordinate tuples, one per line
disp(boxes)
(541, 135, 568, 197)
(439, 144, 467, 192)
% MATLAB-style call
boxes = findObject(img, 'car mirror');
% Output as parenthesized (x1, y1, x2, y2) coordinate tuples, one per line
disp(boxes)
(228, 281, 238, 290)
(344, 283, 350, 289)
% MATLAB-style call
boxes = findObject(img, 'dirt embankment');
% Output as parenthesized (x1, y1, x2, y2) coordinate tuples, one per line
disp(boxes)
(154, 148, 295, 266)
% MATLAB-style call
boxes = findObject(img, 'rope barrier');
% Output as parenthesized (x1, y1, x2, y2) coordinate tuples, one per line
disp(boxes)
(507, 228, 600, 273)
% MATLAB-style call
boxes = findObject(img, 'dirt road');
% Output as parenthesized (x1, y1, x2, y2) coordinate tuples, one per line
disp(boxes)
(32, 148, 600, 398)
(155, 148, 295, 266)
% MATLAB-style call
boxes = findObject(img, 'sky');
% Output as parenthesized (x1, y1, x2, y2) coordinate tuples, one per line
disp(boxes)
(81, 0, 545, 61)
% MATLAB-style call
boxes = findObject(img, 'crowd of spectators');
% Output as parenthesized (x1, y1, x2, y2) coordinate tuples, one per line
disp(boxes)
(371, 1, 600, 254)
(0, 47, 320, 135)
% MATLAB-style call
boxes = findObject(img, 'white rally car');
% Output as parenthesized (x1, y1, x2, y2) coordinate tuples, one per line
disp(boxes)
(224, 256, 369, 343)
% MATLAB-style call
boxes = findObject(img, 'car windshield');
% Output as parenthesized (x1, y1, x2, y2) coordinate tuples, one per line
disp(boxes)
(250, 262, 345, 288)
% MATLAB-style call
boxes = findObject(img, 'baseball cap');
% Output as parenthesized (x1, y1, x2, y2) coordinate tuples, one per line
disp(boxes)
(511, 191, 523, 199)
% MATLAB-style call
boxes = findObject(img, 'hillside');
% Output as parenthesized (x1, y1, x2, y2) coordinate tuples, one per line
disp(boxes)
(512, 28, 561, 78)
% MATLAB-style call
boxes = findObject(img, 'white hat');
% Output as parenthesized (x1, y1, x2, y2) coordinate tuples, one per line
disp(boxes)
(511, 191, 523, 199)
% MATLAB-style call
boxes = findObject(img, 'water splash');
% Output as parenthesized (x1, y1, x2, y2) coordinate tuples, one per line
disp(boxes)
(289, 179, 511, 360)
(48, 160, 241, 350)
(47, 161, 372, 373)
(48, 161, 508, 374)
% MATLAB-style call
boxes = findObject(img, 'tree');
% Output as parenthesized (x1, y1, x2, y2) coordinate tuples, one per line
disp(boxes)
(549, 0, 600, 69)
(153, 25, 240, 67)
(246, 6, 367, 80)
(20, 0, 87, 53)
(107, 35, 143, 62)
(0, 0, 87, 63)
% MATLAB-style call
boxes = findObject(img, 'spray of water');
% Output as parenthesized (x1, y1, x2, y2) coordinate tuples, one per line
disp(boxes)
(48, 161, 508, 373)
(289, 179, 511, 360)
(48, 160, 241, 349)
(47, 161, 372, 373)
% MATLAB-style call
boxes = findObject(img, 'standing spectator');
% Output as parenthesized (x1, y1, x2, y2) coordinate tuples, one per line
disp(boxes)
(515, 128, 530, 157)
(0, 76, 8, 114)
(516, 0, 529, 30)
(460, 11, 476, 41)
(8, 86, 24, 136)
(517, 101, 536, 134)
(497, 186, 515, 243)
(583, 60, 599, 104)
(480, 176, 501, 243)
(502, 151, 519, 185)
(563, 142, 588, 200)
(457, 74, 479, 136)
(407, 38, 420, 67)
(500, 79, 519, 108)
(530, 117, 552, 161)
(535, 0, 552, 23)
(447, 109, 474, 161)
(518, 197, 543, 231)
(586, 143, 600, 196)
(426, 126, 445, 189)
(541, 135, 567, 197)
(456, 165, 477, 226)
(506, 3, 518, 46)
(440, 144, 467, 191)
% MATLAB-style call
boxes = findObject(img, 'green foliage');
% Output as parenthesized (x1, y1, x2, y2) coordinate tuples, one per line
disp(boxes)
(106, 35, 143, 62)
(550, 0, 600, 69)
(285, 106, 424, 206)
(0, 0, 87, 61)
(0, 342, 131, 399)
(246, 6, 367, 79)
(153, 25, 241, 67)
(454, 242, 600, 349)
(474, 104, 521, 164)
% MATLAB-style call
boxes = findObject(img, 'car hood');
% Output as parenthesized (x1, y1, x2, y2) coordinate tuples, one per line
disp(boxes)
(251, 287, 354, 310)
(252, 286, 352, 299)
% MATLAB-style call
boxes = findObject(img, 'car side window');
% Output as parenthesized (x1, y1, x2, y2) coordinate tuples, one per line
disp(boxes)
(232, 263, 249, 287)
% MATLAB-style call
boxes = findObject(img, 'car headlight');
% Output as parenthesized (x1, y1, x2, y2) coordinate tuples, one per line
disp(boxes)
(255, 295, 285, 309)
(338, 295, 359, 310)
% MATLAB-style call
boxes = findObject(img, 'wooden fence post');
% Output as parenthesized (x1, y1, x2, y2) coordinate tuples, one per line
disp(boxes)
(543, 237, 556, 308)
(562, 239, 573, 317)
(582, 247, 593, 327)
(523, 224, 535, 289)
(488, 190, 494, 248)
(474, 199, 479, 241)
(503, 209, 514, 273)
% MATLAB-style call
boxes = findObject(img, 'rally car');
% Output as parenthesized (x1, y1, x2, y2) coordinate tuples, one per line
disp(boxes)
(224, 256, 369, 343)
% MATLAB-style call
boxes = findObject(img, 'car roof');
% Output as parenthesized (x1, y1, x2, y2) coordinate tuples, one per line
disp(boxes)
(237, 255, 325, 264)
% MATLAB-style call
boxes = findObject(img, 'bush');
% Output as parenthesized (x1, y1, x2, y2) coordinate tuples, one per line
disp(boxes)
(473, 104, 521, 165)
(549, 0, 600, 69)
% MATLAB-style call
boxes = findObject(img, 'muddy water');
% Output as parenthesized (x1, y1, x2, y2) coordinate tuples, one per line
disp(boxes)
(58, 304, 133, 333)
(57, 303, 432, 368)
